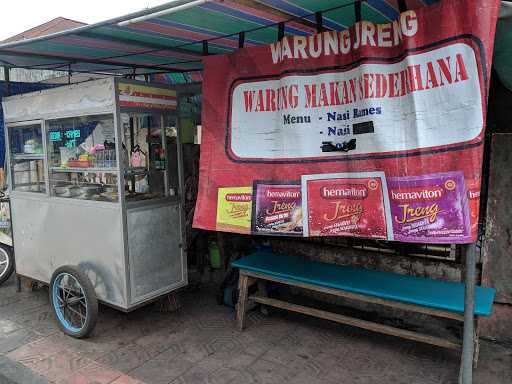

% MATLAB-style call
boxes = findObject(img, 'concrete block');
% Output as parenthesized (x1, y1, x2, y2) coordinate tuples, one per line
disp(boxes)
(479, 303, 512, 344)
(482, 134, 512, 304)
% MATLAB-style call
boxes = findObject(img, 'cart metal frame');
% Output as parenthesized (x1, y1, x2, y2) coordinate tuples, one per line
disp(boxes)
(2, 77, 188, 312)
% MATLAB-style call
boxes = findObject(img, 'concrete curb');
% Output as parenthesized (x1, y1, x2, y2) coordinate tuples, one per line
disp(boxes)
(0, 355, 48, 384)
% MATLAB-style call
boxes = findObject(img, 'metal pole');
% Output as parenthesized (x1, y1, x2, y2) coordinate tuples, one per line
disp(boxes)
(3, 66, 11, 96)
(460, 243, 476, 384)
(129, 117, 135, 192)
(2, 67, 17, 291)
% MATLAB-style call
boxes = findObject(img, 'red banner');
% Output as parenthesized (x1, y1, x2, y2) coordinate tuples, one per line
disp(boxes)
(194, 0, 500, 243)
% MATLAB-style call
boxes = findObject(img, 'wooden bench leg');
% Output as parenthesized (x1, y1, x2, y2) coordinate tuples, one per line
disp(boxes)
(473, 319, 480, 369)
(257, 280, 269, 316)
(236, 273, 250, 330)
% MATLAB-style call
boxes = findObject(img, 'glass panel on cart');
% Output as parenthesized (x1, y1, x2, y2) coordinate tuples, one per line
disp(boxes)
(47, 114, 116, 169)
(49, 170, 118, 202)
(11, 159, 46, 193)
(121, 112, 167, 202)
(8, 123, 46, 193)
(46, 114, 119, 202)
(9, 124, 43, 156)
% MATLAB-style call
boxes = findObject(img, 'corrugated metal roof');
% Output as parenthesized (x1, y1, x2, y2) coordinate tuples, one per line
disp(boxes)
(2, 17, 86, 44)
(0, 0, 437, 76)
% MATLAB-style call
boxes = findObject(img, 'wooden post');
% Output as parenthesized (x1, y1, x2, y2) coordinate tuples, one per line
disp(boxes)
(236, 273, 250, 330)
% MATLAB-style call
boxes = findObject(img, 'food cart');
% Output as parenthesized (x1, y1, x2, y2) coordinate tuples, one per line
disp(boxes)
(2, 78, 187, 338)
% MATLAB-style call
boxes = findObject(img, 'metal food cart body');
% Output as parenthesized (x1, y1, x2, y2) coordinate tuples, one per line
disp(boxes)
(2, 78, 187, 311)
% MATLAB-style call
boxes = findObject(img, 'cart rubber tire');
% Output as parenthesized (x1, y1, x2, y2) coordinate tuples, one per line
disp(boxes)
(49, 266, 98, 338)
(0, 243, 14, 286)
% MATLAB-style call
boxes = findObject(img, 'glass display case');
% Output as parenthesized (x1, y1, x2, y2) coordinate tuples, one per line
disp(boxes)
(8, 122, 46, 193)
(118, 111, 181, 205)
(47, 114, 119, 202)
(3, 78, 187, 312)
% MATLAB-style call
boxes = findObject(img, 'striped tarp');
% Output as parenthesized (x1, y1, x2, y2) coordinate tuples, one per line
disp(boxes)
(0, 0, 439, 76)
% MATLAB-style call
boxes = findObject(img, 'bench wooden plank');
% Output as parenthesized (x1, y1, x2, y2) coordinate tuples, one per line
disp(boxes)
(251, 294, 462, 350)
(242, 270, 465, 321)
(232, 252, 496, 316)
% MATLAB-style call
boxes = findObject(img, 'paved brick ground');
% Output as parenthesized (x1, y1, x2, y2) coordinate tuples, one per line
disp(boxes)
(1, 275, 511, 384)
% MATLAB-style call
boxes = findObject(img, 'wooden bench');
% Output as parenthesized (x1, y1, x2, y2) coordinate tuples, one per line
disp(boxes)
(233, 252, 495, 361)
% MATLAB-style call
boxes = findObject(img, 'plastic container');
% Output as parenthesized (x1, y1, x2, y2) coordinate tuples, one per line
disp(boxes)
(209, 242, 221, 269)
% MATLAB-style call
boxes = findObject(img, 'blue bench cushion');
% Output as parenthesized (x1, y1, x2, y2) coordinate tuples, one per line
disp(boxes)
(232, 252, 495, 317)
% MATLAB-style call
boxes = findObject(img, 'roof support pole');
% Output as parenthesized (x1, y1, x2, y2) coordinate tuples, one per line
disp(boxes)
(277, 22, 285, 41)
(398, 0, 408, 13)
(67, 64, 72, 84)
(0, 49, 188, 73)
(315, 12, 323, 33)
(459, 243, 476, 384)
(202, 40, 209, 55)
(238, 31, 245, 49)
(118, 0, 208, 26)
(355, 1, 362, 22)
(3, 66, 11, 96)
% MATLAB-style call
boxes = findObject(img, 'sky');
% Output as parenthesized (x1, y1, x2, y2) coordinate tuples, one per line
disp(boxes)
(0, 0, 171, 40)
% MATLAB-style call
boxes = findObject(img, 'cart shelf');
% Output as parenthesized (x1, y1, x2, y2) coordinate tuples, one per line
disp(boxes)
(50, 167, 118, 173)
(12, 153, 44, 160)
(124, 167, 148, 177)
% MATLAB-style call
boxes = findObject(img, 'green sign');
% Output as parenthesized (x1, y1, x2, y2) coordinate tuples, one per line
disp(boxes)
(65, 129, 80, 139)
(49, 131, 62, 141)
(49, 129, 81, 148)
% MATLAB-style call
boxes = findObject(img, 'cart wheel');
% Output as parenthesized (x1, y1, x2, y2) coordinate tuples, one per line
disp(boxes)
(0, 243, 14, 286)
(50, 266, 98, 338)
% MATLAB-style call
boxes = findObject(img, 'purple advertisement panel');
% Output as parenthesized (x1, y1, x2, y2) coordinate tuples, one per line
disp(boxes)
(252, 181, 303, 236)
(387, 172, 471, 243)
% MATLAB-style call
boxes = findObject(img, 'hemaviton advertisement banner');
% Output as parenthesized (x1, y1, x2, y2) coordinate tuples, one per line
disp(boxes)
(193, 0, 500, 243)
